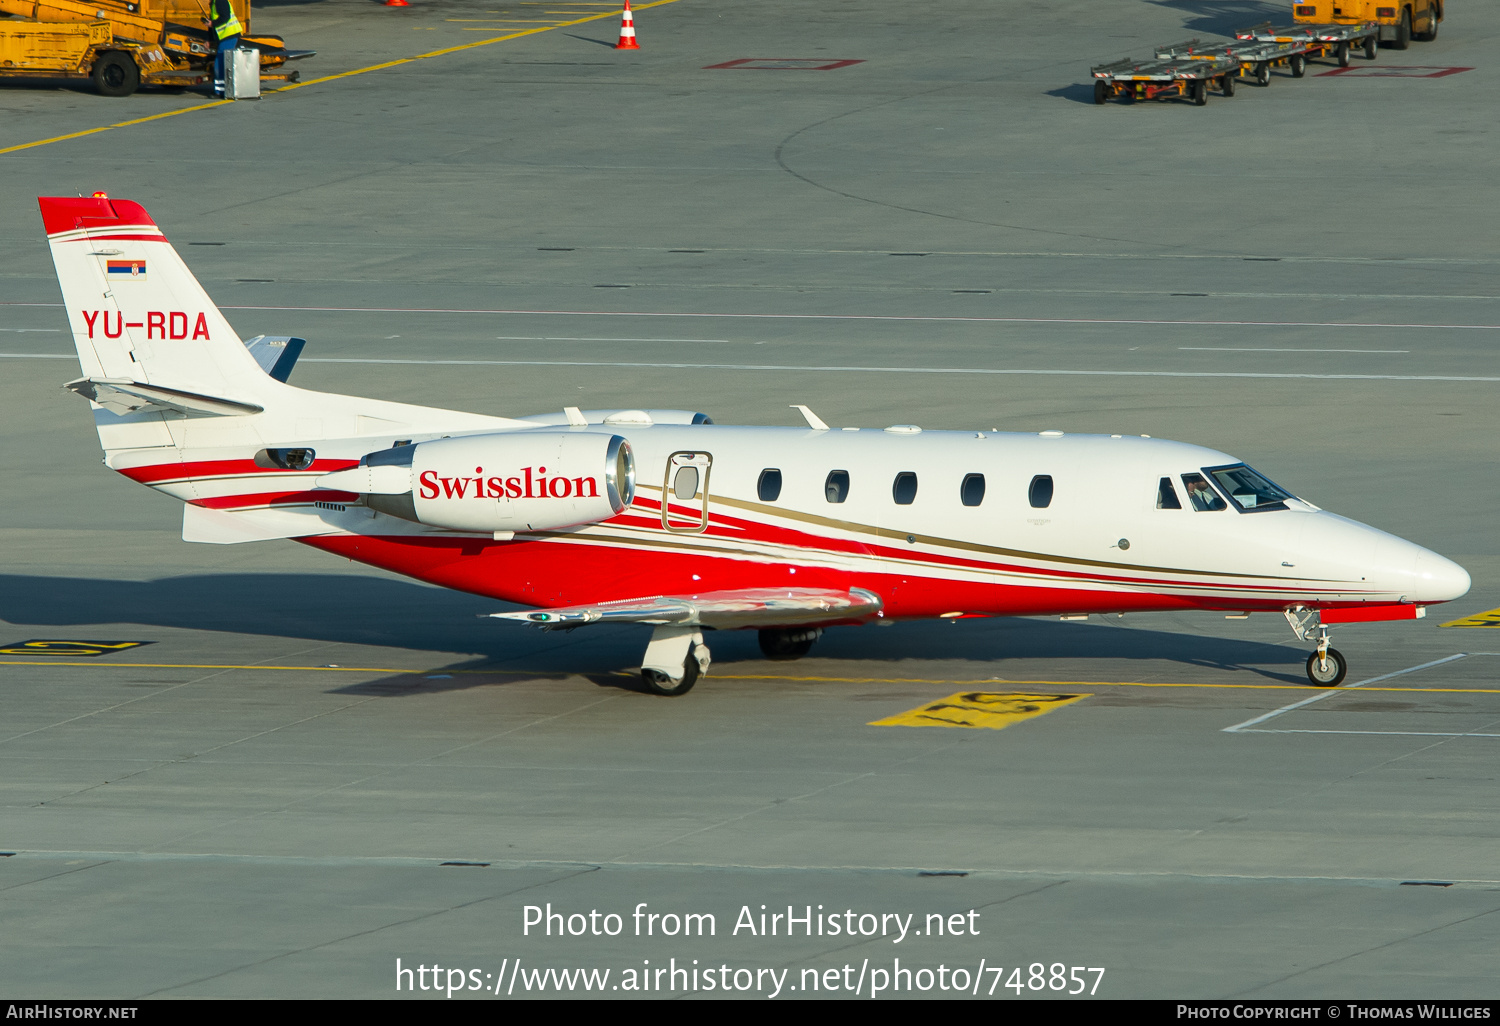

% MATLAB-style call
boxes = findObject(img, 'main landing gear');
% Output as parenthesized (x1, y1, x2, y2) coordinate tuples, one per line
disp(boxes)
(641, 625, 711, 696)
(1284, 608, 1348, 687)
(637, 625, 825, 695)
(758, 627, 823, 661)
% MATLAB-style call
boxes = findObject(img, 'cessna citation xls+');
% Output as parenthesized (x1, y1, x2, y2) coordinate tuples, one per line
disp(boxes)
(39, 195, 1470, 695)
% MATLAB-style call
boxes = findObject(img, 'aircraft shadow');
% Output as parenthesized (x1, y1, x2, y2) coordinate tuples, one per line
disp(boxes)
(0, 572, 1311, 693)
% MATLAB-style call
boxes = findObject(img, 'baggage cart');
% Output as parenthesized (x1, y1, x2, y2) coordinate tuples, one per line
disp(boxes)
(1235, 21, 1380, 68)
(1091, 54, 1240, 105)
(1155, 37, 1317, 85)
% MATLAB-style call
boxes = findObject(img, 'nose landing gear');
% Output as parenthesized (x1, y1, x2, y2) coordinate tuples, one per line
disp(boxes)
(1285, 608, 1348, 687)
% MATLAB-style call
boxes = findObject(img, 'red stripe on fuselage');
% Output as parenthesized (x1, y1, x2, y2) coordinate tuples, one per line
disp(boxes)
(191, 489, 359, 510)
(298, 532, 1242, 619)
(117, 458, 357, 486)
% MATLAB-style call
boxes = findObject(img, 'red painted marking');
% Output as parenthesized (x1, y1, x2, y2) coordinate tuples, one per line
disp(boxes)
(1320, 604, 1421, 624)
(37, 196, 156, 237)
(117, 457, 357, 485)
(703, 58, 865, 71)
(69, 234, 166, 244)
(190, 489, 359, 510)
(1317, 66, 1472, 78)
(299, 532, 1222, 619)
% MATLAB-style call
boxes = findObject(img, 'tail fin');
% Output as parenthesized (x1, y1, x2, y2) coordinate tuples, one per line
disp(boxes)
(38, 195, 271, 403)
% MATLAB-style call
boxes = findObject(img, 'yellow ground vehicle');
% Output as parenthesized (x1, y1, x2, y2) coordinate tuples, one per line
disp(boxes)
(1292, 1, 1443, 50)
(0, 0, 311, 96)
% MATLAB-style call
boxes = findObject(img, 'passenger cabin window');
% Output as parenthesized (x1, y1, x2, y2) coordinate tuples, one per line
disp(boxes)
(892, 472, 917, 505)
(1028, 474, 1053, 509)
(825, 470, 850, 504)
(960, 473, 985, 507)
(758, 468, 782, 502)
(1207, 464, 1293, 512)
(673, 465, 700, 501)
(1157, 477, 1182, 510)
(1181, 473, 1227, 512)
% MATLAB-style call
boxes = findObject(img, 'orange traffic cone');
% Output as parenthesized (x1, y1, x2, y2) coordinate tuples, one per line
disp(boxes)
(614, 0, 640, 49)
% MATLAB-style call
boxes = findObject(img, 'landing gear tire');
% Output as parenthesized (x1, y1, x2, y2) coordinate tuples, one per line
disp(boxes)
(1093, 80, 1108, 105)
(92, 51, 140, 97)
(1306, 647, 1348, 687)
(758, 627, 822, 661)
(1290, 53, 1306, 77)
(642, 657, 699, 696)
(1255, 61, 1270, 86)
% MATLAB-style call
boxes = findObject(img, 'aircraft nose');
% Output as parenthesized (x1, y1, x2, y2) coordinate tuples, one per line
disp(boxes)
(1412, 548, 1471, 603)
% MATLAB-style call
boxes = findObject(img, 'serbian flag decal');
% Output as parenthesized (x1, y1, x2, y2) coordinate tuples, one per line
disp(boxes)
(106, 259, 146, 280)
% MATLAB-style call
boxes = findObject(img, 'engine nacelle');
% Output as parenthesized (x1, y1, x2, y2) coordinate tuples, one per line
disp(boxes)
(333, 431, 635, 533)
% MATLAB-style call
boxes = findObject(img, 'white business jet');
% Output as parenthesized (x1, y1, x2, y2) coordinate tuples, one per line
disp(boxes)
(39, 195, 1470, 695)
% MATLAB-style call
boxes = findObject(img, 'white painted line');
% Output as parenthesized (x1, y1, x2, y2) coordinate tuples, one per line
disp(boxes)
(1232, 729, 1500, 738)
(1222, 654, 1470, 734)
(1180, 347, 1409, 354)
(298, 359, 1500, 383)
(5, 353, 1497, 382)
(212, 304, 1500, 332)
(0, 328, 59, 333)
(494, 336, 732, 343)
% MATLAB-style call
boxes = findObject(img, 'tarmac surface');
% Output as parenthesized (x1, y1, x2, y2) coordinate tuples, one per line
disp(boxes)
(3, 0, 1500, 1001)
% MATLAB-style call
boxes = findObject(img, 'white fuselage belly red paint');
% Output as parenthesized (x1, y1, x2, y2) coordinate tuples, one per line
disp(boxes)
(116, 425, 1467, 620)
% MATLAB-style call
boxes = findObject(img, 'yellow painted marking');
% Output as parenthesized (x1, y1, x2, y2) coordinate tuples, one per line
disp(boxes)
(0, 640, 149, 658)
(2, 664, 1498, 696)
(870, 691, 1088, 730)
(713, 674, 1500, 696)
(0, 100, 233, 156)
(1440, 607, 1500, 628)
(0, 0, 684, 156)
(0, 661, 496, 674)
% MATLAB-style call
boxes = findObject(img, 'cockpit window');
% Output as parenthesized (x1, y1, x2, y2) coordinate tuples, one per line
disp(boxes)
(1156, 477, 1182, 510)
(1181, 473, 1227, 512)
(1206, 464, 1293, 512)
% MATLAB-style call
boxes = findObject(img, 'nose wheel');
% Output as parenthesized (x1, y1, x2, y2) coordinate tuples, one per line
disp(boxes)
(1284, 607, 1349, 688)
(1306, 646, 1348, 687)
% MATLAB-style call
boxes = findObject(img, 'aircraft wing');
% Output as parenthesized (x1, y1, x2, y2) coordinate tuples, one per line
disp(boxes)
(490, 587, 882, 631)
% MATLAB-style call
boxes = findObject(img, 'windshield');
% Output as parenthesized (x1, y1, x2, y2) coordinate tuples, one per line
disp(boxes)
(1206, 464, 1294, 512)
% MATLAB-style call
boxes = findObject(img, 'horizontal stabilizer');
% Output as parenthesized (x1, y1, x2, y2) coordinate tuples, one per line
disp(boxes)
(242, 336, 306, 382)
(182, 503, 343, 544)
(491, 587, 882, 631)
(66, 377, 263, 417)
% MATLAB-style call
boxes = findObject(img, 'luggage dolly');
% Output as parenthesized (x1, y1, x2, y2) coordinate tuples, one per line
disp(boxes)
(1155, 38, 1311, 89)
(1091, 54, 1240, 106)
(1235, 21, 1380, 73)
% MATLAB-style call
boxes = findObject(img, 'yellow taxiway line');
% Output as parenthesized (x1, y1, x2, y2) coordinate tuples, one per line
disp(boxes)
(0, 0, 685, 156)
(2, 661, 1499, 694)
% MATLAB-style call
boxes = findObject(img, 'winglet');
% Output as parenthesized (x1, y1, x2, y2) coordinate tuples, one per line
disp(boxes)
(790, 404, 830, 430)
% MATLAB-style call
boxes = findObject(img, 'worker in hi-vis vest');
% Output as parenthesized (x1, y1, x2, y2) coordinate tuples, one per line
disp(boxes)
(207, 0, 243, 97)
